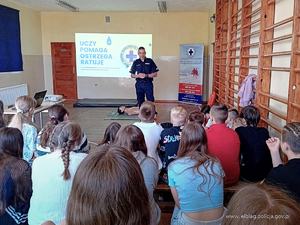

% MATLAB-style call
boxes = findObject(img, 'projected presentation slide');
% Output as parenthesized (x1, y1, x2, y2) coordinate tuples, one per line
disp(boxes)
(75, 33, 152, 78)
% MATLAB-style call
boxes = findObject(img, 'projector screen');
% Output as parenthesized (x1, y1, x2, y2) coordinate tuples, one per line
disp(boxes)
(75, 33, 152, 78)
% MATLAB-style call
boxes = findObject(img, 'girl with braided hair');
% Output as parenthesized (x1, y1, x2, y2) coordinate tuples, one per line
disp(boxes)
(28, 121, 87, 225)
(264, 122, 300, 203)
(9, 96, 38, 163)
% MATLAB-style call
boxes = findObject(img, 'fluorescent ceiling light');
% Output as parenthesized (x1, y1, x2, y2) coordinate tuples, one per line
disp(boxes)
(55, 0, 79, 12)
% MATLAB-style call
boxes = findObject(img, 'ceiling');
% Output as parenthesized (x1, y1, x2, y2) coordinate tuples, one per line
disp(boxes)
(5, 0, 214, 12)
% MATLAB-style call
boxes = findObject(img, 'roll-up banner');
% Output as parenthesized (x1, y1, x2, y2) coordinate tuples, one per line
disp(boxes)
(178, 44, 204, 104)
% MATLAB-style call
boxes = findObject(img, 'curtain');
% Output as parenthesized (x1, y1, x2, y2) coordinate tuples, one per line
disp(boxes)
(0, 4, 23, 72)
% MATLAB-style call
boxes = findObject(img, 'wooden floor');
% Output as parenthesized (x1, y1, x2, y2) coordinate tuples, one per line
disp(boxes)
(63, 100, 201, 148)
(31, 100, 201, 225)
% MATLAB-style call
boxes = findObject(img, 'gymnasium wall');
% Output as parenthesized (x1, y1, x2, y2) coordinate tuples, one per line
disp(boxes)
(207, 2, 216, 96)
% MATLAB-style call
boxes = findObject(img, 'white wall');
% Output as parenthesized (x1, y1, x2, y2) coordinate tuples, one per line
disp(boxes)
(41, 11, 210, 101)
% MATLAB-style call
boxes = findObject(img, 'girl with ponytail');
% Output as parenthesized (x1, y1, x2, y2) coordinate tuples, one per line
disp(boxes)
(37, 104, 89, 156)
(28, 121, 87, 225)
(37, 104, 68, 156)
(9, 96, 38, 163)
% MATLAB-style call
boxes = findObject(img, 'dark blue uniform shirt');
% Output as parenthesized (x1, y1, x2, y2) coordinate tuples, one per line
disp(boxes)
(129, 57, 159, 82)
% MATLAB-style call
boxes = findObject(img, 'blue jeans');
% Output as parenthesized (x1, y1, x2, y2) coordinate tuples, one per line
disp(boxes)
(135, 80, 154, 107)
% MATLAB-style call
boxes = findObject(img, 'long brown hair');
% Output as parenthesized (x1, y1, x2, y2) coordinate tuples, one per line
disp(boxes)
(9, 95, 37, 131)
(176, 122, 223, 193)
(40, 104, 68, 148)
(66, 145, 151, 225)
(222, 184, 300, 225)
(98, 122, 121, 145)
(114, 124, 147, 156)
(50, 121, 82, 180)
(0, 127, 24, 158)
(0, 127, 31, 214)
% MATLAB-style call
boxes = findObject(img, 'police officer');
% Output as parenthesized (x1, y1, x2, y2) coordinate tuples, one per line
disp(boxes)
(130, 46, 159, 107)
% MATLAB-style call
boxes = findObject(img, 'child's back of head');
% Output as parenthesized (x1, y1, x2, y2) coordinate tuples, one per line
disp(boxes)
(99, 122, 121, 146)
(9, 95, 37, 131)
(188, 110, 205, 125)
(139, 101, 155, 123)
(66, 144, 151, 225)
(210, 103, 228, 124)
(240, 105, 260, 127)
(201, 105, 210, 115)
(223, 184, 300, 225)
(282, 122, 300, 154)
(0, 127, 24, 158)
(170, 107, 187, 126)
(226, 108, 239, 127)
(40, 104, 69, 149)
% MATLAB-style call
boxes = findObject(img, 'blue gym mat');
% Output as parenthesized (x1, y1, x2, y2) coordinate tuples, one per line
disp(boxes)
(73, 98, 138, 108)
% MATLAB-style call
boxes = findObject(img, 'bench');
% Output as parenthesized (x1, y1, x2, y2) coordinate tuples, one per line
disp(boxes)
(154, 180, 249, 208)
(155, 180, 249, 193)
(154, 181, 174, 213)
(155, 181, 171, 193)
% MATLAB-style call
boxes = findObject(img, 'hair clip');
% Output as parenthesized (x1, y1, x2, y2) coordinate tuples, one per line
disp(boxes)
(16, 108, 24, 114)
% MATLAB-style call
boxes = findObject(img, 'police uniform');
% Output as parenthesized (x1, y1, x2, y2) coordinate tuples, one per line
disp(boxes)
(130, 57, 159, 107)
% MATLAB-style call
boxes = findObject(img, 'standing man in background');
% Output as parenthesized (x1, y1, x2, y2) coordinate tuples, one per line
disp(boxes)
(130, 47, 159, 107)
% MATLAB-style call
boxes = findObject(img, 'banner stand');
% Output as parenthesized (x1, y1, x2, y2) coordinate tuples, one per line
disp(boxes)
(178, 44, 204, 105)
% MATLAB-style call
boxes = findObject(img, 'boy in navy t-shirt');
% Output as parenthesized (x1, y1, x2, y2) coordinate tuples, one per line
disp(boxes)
(264, 122, 300, 203)
(159, 107, 187, 183)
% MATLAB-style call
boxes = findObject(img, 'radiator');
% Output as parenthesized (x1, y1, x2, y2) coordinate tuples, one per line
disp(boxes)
(0, 84, 28, 107)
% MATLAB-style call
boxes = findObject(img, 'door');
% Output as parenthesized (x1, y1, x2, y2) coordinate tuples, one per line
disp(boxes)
(51, 42, 77, 100)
